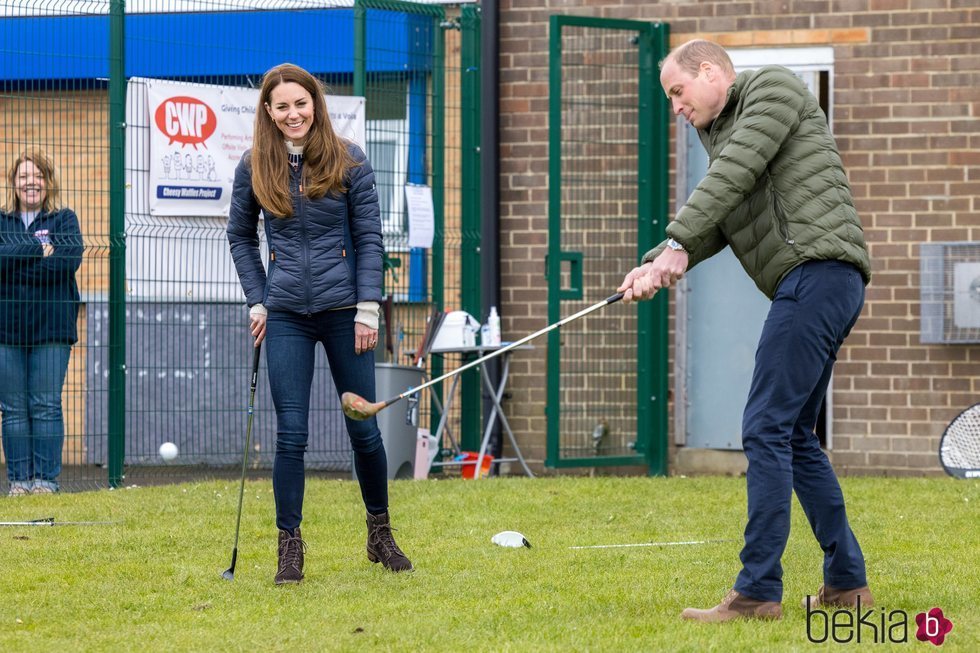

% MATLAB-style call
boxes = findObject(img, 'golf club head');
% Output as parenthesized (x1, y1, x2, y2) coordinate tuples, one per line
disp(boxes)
(341, 392, 383, 421)
(221, 549, 238, 581)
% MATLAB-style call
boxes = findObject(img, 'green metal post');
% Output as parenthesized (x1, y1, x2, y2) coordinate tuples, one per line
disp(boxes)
(646, 22, 670, 475)
(108, 0, 127, 488)
(545, 16, 563, 467)
(636, 24, 658, 474)
(627, 22, 669, 476)
(354, 1, 366, 98)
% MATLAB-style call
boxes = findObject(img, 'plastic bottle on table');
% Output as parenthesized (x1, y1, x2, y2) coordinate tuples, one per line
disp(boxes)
(487, 306, 501, 346)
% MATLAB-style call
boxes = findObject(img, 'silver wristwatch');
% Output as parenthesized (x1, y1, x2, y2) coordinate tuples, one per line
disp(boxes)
(666, 238, 686, 252)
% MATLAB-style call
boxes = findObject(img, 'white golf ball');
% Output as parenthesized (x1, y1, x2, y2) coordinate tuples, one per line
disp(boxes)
(159, 442, 179, 461)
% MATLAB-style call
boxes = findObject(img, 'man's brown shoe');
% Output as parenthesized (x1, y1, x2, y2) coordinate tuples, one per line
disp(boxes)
(802, 584, 873, 609)
(681, 589, 783, 623)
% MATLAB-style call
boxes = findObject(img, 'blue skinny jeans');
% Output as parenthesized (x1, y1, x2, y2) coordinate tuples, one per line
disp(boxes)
(0, 344, 71, 489)
(265, 308, 387, 532)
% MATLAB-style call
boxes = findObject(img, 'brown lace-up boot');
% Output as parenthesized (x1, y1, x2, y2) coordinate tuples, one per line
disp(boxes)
(275, 528, 306, 585)
(366, 512, 413, 572)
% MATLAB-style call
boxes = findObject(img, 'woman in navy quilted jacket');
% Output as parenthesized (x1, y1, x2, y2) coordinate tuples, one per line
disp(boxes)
(0, 149, 82, 496)
(227, 63, 412, 584)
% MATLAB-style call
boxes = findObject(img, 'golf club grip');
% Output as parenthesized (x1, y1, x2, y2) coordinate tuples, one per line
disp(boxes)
(250, 341, 261, 391)
(397, 293, 624, 401)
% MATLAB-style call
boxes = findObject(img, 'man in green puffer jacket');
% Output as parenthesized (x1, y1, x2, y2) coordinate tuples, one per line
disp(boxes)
(618, 39, 874, 622)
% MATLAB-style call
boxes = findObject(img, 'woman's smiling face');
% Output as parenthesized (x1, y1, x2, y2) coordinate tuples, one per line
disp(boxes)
(265, 81, 315, 145)
(14, 159, 46, 212)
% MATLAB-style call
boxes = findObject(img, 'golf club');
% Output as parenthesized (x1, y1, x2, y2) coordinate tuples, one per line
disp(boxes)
(0, 517, 117, 526)
(342, 292, 624, 421)
(569, 538, 736, 550)
(222, 341, 262, 581)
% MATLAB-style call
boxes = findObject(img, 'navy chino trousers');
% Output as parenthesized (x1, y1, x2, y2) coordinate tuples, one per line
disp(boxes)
(733, 259, 868, 603)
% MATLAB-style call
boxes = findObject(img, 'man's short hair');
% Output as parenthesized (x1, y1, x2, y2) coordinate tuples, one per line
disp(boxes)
(664, 39, 735, 77)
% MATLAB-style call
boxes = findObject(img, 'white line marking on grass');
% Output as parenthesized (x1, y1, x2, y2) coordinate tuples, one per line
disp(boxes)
(569, 538, 735, 550)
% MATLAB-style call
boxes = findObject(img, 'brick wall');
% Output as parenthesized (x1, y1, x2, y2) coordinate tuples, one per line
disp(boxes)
(498, 0, 980, 475)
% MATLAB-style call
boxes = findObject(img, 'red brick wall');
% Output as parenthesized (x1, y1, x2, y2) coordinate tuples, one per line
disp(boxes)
(498, 0, 980, 475)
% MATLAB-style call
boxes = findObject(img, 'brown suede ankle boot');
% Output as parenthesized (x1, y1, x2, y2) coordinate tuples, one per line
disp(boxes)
(802, 584, 874, 609)
(681, 589, 783, 623)
(275, 527, 306, 585)
(366, 512, 413, 572)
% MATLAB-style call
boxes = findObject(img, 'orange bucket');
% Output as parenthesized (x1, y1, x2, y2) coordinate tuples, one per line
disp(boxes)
(457, 452, 493, 479)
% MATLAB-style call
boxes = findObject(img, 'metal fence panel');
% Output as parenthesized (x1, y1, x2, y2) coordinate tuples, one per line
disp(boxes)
(0, 0, 477, 491)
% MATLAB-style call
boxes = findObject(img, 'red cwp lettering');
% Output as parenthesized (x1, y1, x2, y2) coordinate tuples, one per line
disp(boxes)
(154, 96, 217, 148)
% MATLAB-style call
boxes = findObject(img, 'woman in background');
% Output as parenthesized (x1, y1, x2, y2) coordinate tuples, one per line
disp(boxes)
(0, 149, 82, 495)
(227, 63, 412, 584)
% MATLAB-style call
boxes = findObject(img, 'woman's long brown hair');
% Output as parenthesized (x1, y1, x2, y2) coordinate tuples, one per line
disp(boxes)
(251, 63, 355, 218)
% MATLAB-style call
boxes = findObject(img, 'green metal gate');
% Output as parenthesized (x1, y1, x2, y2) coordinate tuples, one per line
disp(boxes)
(546, 16, 669, 474)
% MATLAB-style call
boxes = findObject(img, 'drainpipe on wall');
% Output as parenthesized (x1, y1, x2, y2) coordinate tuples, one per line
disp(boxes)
(481, 0, 503, 467)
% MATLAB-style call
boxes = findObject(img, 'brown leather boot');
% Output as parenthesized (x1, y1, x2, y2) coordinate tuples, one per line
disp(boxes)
(366, 512, 413, 572)
(275, 528, 306, 585)
(802, 584, 874, 609)
(681, 589, 783, 622)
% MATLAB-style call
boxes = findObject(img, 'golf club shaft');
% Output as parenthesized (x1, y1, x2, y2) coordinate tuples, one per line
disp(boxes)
(383, 293, 623, 407)
(228, 342, 261, 573)
(0, 519, 116, 526)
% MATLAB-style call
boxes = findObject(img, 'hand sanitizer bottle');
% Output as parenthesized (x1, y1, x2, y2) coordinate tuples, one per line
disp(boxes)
(487, 306, 501, 346)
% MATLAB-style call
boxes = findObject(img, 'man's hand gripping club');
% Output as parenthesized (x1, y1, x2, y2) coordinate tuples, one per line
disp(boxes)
(617, 248, 689, 304)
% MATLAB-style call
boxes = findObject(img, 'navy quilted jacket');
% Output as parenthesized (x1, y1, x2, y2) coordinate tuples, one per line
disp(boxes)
(227, 143, 384, 314)
(0, 208, 82, 345)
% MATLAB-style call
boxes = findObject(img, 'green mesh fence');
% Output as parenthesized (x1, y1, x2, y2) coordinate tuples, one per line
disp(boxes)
(1, 1, 114, 491)
(0, 0, 478, 491)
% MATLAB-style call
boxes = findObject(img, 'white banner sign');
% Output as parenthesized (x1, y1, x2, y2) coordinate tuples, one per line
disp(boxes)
(146, 79, 365, 217)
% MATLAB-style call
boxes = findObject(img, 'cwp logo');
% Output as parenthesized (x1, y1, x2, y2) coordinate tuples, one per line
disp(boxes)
(155, 96, 217, 148)
(915, 608, 953, 646)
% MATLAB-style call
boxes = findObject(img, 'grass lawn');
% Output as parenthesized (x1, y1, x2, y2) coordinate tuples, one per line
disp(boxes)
(0, 475, 977, 652)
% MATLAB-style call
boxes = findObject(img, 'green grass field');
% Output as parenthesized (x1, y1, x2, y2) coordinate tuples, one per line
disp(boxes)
(1, 476, 977, 652)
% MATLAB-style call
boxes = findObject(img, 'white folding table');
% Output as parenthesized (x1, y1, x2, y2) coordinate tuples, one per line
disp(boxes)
(426, 343, 534, 478)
